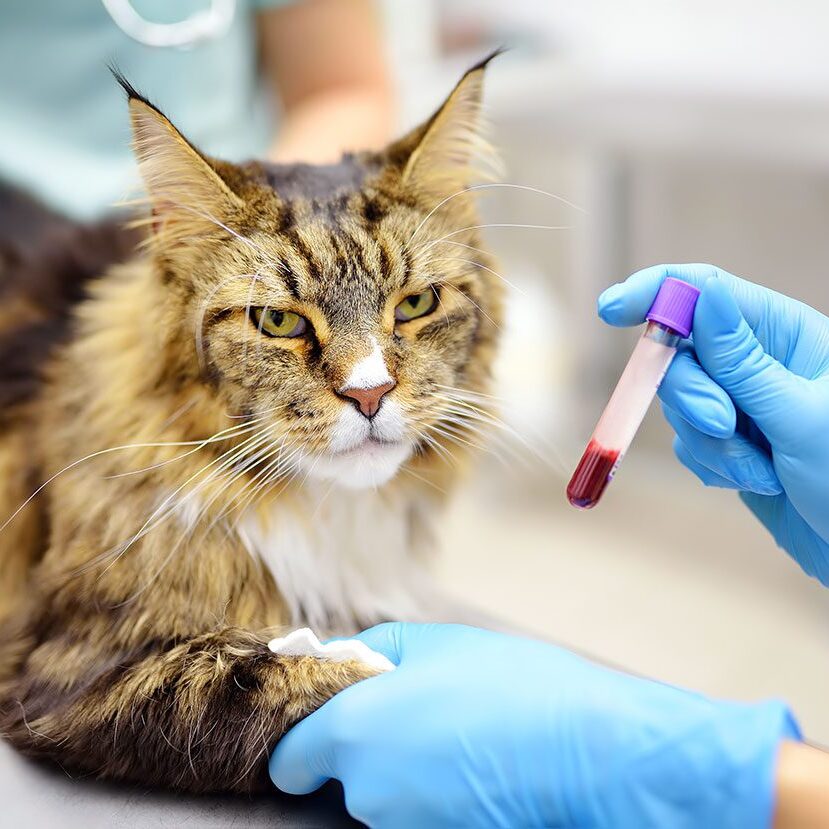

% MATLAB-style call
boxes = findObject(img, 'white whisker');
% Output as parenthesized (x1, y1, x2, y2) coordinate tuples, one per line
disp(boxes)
(426, 255, 525, 296)
(440, 282, 500, 329)
(103, 419, 263, 479)
(417, 223, 571, 259)
(170, 202, 289, 275)
(0, 427, 259, 539)
(407, 182, 586, 247)
(400, 466, 448, 495)
(194, 272, 260, 372)
(91, 425, 280, 578)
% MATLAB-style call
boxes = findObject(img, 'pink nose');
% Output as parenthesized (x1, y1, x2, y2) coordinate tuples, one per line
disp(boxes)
(338, 381, 396, 418)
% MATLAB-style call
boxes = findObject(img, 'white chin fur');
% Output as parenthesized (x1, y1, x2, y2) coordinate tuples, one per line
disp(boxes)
(298, 400, 412, 490)
(297, 440, 412, 490)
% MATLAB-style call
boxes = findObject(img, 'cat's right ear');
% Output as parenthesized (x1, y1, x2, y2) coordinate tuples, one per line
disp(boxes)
(112, 70, 244, 248)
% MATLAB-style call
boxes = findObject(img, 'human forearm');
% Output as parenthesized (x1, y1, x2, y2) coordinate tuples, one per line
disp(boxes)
(259, 0, 393, 163)
(269, 86, 392, 163)
(774, 741, 829, 828)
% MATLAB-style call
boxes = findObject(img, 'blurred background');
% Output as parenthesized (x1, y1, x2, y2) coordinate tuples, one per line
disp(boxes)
(378, 0, 829, 744)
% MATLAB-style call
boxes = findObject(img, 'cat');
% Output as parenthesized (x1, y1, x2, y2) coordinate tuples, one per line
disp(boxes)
(0, 54, 503, 793)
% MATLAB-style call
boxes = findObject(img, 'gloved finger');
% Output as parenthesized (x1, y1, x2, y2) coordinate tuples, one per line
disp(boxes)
(673, 436, 743, 490)
(692, 278, 800, 438)
(739, 491, 785, 541)
(664, 405, 782, 496)
(348, 622, 403, 665)
(741, 492, 829, 585)
(657, 345, 736, 438)
(598, 263, 724, 327)
(269, 707, 336, 795)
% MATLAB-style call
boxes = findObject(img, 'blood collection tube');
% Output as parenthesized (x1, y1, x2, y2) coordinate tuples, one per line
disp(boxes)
(567, 277, 701, 509)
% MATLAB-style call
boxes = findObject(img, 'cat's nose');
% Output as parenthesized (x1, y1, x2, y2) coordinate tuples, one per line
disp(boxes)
(338, 381, 396, 419)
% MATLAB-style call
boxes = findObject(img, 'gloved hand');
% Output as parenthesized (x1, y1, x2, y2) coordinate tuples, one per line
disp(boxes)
(270, 623, 797, 828)
(598, 264, 829, 585)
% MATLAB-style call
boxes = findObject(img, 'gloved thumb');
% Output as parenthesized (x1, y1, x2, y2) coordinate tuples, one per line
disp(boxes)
(269, 706, 335, 795)
(693, 278, 797, 439)
(348, 622, 404, 664)
(269, 625, 403, 796)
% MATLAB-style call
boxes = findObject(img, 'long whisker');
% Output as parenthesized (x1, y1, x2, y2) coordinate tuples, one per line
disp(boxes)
(230, 440, 310, 530)
(426, 416, 526, 471)
(400, 466, 448, 495)
(425, 421, 487, 453)
(158, 397, 199, 431)
(241, 271, 265, 367)
(103, 418, 263, 479)
(153, 433, 299, 574)
(439, 282, 500, 329)
(409, 426, 456, 467)
(71, 435, 266, 580)
(194, 272, 268, 372)
(170, 437, 290, 554)
(169, 202, 290, 275)
(426, 255, 525, 296)
(426, 417, 520, 470)
(434, 383, 507, 403)
(434, 410, 528, 464)
(407, 182, 586, 246)
(0, 427, 260, 538)
(216, 437, 304, 525)
(433, 392, 568, 474)
(135, 425, 280, 538)
(421, 238, 493, 261)
(114, 430, 278, 606)
(417, 223, 571, 259)
(90, 425, 280, 578)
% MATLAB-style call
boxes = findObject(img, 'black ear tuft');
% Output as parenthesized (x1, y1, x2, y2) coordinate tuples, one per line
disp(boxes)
(108, 64, 162, 114)
(465, 46, 508, 75)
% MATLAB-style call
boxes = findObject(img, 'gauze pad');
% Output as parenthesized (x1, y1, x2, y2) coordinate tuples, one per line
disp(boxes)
(268, 627, 395, 673)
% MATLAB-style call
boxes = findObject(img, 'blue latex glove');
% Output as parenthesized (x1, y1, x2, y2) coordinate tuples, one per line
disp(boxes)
(270, 623, 798, 828)
(598, 264, 829, 585)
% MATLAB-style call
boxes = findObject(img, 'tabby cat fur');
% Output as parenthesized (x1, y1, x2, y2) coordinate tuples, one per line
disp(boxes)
(0, 55, 503, 792)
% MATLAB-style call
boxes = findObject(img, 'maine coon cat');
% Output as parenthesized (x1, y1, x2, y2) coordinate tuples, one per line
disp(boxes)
(0, 55, 503, 792)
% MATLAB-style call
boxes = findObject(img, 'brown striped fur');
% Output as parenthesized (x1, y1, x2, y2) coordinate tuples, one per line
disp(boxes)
(0, 56, 503, 792)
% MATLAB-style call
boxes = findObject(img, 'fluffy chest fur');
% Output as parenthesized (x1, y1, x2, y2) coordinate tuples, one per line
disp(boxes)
(237, 485, 435, 634)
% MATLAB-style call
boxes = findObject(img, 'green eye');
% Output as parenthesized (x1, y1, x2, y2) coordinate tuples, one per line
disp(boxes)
(251, 308, 308, 338)
(395, 288, 438, 322)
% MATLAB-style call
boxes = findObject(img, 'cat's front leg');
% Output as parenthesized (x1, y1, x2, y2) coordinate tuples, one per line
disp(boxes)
(0, 627, 378, 793)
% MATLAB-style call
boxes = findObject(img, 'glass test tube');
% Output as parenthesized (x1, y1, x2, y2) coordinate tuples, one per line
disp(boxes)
(567, 278, 701, 510)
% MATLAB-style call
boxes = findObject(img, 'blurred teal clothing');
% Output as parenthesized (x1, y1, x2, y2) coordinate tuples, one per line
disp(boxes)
(0, 1, 290, 219)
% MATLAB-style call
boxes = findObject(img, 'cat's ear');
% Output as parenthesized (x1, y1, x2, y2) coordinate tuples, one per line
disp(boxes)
(112, 70, 244, 246)
(390, 50, 503, 201)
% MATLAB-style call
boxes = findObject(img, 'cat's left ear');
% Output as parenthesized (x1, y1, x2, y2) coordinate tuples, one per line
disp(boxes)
(113, 70, 245, 247)
(390, 50, 503, 201)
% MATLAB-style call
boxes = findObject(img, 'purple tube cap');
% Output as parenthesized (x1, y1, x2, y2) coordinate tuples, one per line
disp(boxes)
(645, 277, 701, 338)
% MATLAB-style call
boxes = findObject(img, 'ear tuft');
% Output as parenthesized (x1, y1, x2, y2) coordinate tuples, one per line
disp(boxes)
(109, 63, 154, 110)
(396, 50, 504, 201)
(464, 46, 509, 75)
(112, 68, 244, 250)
